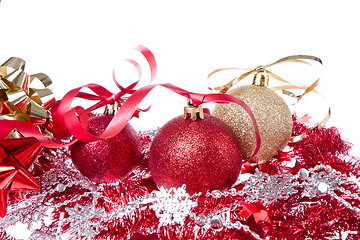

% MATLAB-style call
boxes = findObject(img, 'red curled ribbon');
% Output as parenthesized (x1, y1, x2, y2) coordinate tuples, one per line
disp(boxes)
(64, 82, 261, 160)
(51, 45, 157, 139)
(0, 46, 260, 160)
(0, 45, 156, 148)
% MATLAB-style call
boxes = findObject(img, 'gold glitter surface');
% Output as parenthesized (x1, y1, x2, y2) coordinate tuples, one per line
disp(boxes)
(213, 85, 293, 164)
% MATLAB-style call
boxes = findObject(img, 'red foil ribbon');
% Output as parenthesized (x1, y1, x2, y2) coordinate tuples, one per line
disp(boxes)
(0, 137, 42, 217)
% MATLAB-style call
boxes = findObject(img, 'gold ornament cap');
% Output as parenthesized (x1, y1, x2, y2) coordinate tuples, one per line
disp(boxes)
(184, 98, 204, 121)
(252, 68, 269, 87)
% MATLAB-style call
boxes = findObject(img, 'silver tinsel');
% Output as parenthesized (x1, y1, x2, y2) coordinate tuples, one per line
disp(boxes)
(1, 131, 359, 240)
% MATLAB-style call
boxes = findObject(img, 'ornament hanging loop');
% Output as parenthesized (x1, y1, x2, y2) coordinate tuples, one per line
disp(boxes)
(252, 67, 269, 87)
(184, 98, 204, 121)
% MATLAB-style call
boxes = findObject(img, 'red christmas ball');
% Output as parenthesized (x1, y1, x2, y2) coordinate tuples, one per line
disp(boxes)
(70, 114, 141, 183)
(149, 114, 243, 194)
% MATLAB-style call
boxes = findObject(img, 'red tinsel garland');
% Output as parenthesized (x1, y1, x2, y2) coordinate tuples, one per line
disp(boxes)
(0, 230, 15, 240)
(258, 118, 360, 239)
(1, 116, 359, 240)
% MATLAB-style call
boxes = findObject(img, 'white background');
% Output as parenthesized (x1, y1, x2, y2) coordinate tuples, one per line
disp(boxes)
(1, 1, 360, 238)
(1, 1, 359, 152)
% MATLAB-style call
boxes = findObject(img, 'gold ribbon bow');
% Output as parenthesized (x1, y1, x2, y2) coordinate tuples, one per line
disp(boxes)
(208, 55, 330, 134)
(0, 57, 54, 123)
(209, 55, 322, 94)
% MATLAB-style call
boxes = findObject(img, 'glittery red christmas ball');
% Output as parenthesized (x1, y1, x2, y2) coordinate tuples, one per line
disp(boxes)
(70, 114, 141, 183)
(149, 114, 243, 194)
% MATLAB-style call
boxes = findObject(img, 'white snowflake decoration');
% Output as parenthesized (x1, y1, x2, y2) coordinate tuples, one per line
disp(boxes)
(149, 184, 197, 226)
(64, 203, 104, 239)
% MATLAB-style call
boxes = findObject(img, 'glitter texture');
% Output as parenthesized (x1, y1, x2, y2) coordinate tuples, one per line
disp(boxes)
(70, 114, 141, 183)
(1, 121, 360, 239)
(149, 114, 243, 194)
(213, 85, 293, 164)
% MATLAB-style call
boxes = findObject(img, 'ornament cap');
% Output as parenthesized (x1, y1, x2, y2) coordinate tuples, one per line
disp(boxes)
(184, 98, 204, 121)
(252, 69, 269, 87)
(104, 101, 119, 115)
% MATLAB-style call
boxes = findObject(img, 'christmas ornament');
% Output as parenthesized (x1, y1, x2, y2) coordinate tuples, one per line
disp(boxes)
(108, 81, 259, 195)
(213, 70, 293, 164)
(70, 113, 141, 183)
(209, 55, 324, 164)
(0, 137, 42, 217)
(149, 102, 243, 194)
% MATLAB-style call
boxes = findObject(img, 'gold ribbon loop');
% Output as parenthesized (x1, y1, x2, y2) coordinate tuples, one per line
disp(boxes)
(0, 57, 54, 123)
(209, 55, 322, 93)
(1, 57, 26, 71)
(267, 55, 322, 67)
(277, 84, 331, 142)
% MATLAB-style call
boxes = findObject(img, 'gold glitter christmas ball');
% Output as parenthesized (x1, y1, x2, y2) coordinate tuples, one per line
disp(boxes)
(213, 85, 293, 164)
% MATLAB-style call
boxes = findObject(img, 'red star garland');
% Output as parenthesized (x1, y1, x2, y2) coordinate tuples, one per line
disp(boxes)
(0, 137, 42, 217)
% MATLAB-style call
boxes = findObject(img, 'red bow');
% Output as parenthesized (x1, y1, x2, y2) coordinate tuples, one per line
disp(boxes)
(0, 137, 42, 217)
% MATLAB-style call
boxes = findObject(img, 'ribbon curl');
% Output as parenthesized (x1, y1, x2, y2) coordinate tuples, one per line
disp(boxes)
(36, 45, 261, 160)
(0, 46, 155, 148)
(64, 82, 261, 160)
(208, 55, 322, 94)
(0, 57, 54, 124)
(50, 45, 156, 140)
(0, 46, 261, 157)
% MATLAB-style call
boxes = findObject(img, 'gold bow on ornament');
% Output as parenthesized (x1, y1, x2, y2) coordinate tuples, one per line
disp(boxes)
(208, 55, 330, 135)
(0, 57, 54, 124)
